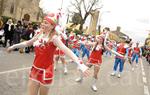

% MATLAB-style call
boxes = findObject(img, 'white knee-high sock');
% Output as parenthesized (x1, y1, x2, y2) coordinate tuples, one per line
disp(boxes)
(92, 78, 97, 86)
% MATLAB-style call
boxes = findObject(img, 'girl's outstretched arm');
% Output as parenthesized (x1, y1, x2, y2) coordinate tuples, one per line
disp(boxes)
(52, 35, 89, 75)
(7, 33, 39, 53)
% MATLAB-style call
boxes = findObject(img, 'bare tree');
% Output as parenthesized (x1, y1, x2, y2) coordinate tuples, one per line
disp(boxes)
(69, 0, 102, 31)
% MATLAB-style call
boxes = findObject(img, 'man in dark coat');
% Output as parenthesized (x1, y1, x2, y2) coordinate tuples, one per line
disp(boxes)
(3, 19, 14, 47)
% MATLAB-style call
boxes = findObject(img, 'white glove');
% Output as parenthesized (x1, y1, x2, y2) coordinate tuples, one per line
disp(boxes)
(78, 64, 88, 72)
(55, 25, 68, 40)
(76, 60, 88, 72)
(55, 25, 63, 35)
(61, 32, 68, 40)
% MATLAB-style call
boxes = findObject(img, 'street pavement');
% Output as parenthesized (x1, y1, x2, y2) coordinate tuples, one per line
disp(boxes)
(0, 47, 150, 95)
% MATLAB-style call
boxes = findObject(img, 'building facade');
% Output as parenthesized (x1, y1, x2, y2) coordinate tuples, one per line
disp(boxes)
(0, 0, 42, 22)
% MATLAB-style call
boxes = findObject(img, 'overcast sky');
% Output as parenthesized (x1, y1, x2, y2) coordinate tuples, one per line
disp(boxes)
(39, 0, 150, 45)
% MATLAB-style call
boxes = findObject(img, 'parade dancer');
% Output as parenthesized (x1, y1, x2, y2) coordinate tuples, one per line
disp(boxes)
(81, 36, 91, 60)
(105, 40, 113, 57)
(110, 40, 129, 78)
(131, 42, 142, 68)
(76, 35, 105, 91)
(76, 27, 122, 91)
(79, 35, 86, 53)
(7, 13, 89, 95)
(126, 41, 134, 70)
(71, 35, 80, 57)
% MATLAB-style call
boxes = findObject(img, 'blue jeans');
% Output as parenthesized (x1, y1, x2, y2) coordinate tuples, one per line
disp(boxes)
(131, 53, 139, 64)
(113, 57, 124, 72)
(72, 48, 79, 57)
(82, 48, 90, 59)
(80, 44, 85, 51)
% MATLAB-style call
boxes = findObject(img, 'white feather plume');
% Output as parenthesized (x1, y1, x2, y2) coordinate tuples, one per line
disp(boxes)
(39, 0, 62, 14)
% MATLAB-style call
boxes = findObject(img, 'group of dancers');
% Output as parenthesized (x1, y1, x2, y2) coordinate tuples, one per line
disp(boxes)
(6, 12, 142, 95)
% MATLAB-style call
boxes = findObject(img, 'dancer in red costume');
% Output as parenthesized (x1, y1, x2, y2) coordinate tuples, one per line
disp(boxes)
(131, 42, 142, 68)
(76, 27, 110, 91)
(110, 41, 129, 78)
(128, 43, 133, 62)
(7, 13, 89, 95)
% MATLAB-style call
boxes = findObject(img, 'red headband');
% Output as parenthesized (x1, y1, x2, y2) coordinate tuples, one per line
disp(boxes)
(44, 13, 57, 26)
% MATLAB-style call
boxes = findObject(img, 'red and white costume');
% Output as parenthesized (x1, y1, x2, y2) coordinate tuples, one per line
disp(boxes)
(72, 39, 80, 50)
(133, 47, 140, 54)
(116, 43, 127, 59)
(87, 35, 106, 66)
(88, 45, 103, 65)
(30, 33, 57, 85)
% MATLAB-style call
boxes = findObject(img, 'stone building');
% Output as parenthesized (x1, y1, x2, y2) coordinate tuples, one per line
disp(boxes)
(0, 0, 42, 22)
(109, 26, 130, 42)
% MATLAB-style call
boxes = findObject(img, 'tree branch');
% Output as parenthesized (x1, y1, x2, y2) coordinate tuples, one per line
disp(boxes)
(91, 5, 103, 12)
(83, 0, 87, 13)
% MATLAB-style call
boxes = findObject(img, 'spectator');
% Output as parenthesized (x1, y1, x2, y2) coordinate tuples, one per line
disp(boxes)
(3, 19, 14, 47)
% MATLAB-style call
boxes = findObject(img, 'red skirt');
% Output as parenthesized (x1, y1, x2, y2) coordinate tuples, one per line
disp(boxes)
(29, 65, 53, 85)
(88, 50, 102, 65)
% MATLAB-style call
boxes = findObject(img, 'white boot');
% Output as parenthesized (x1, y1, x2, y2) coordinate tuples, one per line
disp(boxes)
(75, 77, 83, 83)
(63, 64, 68, 74)
(117, 72, 121, 78)
(136, 64, 138, 67)
(75, 71, 83, 83)
(132, 67, 134, 71)
(64, 67, 68, 74)
(91, 85, 97, 92)
(111, 71, 116, 76)
(91, 78, 98, 92)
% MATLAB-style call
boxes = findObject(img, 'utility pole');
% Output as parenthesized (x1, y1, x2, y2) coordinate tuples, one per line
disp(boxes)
(97, 11, 110, 34)
(60, 0, 63, 10)
(98, 11, 110, 26)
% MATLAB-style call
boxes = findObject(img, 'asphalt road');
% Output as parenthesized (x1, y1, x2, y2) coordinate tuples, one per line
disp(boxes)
(0, 47, 150, 95)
